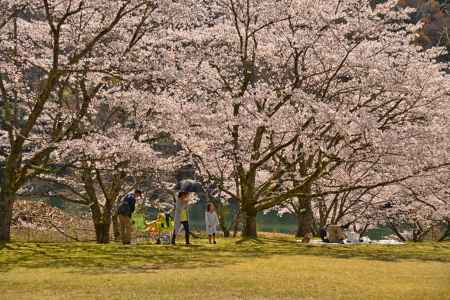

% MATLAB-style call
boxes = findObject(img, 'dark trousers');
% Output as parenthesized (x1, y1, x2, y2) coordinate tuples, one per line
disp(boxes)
(172, 221, 190, 244)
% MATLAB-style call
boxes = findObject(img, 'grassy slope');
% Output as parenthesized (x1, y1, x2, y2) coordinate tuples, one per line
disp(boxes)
(1, 238, 449, 300)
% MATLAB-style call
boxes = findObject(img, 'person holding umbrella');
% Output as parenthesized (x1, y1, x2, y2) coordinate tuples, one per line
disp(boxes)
(171, 179, 203, 245)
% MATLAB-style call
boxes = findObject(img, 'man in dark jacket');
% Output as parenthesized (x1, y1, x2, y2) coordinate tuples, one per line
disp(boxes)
(117, 190, 142, 244)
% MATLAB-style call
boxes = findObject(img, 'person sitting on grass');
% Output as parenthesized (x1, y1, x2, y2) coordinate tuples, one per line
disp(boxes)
(171, 191, 192, 245)
(151, 212, 174, 244)
(319, 225, 329, 243)
(205, 203, 219, 244)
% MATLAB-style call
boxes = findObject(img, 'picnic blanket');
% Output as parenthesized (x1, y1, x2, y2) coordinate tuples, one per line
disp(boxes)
(305, 238, 405, 245)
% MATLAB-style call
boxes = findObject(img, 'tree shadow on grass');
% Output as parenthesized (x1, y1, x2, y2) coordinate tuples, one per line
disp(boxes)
(0, 241, 246, 274)
(235, 237, 264, 245)
(0, 242, 14, 251)
(231, 238, 450, 263)
(0, 239, 449, 274)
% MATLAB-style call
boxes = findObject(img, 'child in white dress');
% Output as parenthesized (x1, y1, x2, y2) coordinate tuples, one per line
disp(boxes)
(205, 203, 219, 244)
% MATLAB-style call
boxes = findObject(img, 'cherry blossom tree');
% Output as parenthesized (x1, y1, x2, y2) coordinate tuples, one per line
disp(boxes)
(300, 116, 450, 239)
(274, 160, 449, 240)
(298, 113, 450, 238)
(168, 0, 450, 237)
(273, 162, 384, 237)
(192, 161, 239, 237)
(39, 132, 165, 243)
(2, 0, 448, 243)
(370, 171, 450, 241)
(0, 0, 165, 242)
(39, 86, 183, 243)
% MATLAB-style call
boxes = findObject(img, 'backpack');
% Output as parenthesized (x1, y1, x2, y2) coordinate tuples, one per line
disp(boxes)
(117, 201, 131, 216)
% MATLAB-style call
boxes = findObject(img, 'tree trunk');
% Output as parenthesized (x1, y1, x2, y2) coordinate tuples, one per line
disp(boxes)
(359, 223, 369, 237)
(241, 205, 257, 238)
(295, 197, 314, 238)
(112, 213, 120, 241)
(232, 210, 241, 237)
(90, 203, 112, 244)
(388, 223, 406, 242)
(438, 222, 449, 242)
(219, 220, 230, 238)
(216, 201, 230, 238)
(94, 222, 111, 244)
(0, 187, 15, 242)
(413, 230, 419, 242)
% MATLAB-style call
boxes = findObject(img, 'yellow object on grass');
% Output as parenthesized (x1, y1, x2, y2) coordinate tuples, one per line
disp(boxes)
(145, 213, 174, 234)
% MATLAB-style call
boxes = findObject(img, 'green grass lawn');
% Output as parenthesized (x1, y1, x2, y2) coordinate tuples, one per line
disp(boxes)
(1, 237, 449, 300)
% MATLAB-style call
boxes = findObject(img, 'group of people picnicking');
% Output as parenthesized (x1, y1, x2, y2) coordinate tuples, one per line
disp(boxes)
(116, 189, 361, 246)
(116, 189, 219, 245)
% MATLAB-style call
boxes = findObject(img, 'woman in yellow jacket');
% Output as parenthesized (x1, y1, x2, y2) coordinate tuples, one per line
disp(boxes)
(171, 191, 191, 245)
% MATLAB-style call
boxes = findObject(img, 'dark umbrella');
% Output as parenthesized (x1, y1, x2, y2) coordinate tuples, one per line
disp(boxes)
(175, 179, 204, 193)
